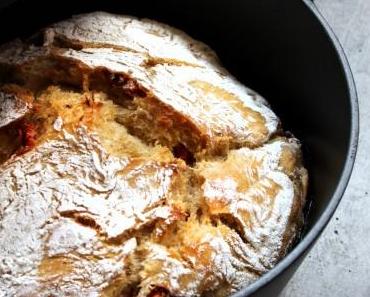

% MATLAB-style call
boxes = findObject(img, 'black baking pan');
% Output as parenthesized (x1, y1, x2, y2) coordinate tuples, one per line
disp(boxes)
(0, 0, 358, 296)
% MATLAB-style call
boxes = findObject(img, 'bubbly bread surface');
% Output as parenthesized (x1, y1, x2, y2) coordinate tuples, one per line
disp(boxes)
(0, 12, 307, 297)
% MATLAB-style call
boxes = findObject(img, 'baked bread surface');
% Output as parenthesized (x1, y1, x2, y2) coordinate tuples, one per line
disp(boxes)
(0, 12, 307, 297)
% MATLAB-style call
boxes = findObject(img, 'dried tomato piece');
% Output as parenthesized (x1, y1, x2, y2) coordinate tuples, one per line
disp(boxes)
(147, 287, 171, 297)
(173, 143, 195, 166)
(16, 120, 39, 154)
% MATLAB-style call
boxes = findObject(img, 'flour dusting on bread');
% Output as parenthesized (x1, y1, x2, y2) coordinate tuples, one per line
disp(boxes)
(0, 12, 307, 297)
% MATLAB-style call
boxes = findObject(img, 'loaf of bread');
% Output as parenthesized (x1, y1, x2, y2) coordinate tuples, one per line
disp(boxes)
(0, 12, 307, 297)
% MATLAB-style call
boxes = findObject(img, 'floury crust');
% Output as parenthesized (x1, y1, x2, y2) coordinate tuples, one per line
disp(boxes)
(0, 12, 307, 297)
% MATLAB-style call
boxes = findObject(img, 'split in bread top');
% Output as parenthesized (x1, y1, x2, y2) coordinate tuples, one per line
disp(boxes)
(0, 12, 307, 297)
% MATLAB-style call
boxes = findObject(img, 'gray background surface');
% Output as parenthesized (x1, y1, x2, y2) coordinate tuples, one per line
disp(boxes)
(281, 1, 370, 296)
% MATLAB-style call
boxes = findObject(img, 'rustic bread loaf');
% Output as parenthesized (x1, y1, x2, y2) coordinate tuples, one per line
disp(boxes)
(0, 12, 307, 297)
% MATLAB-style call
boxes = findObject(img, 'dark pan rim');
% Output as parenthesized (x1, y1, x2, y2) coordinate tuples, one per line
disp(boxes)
(232, 1, 359, 296)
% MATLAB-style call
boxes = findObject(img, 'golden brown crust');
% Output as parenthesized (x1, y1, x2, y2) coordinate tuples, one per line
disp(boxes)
(0, 25, 279, 158)
(0, 12, 307, 297)
(196, 138, 308, 267)
(0, 125, 189, 296)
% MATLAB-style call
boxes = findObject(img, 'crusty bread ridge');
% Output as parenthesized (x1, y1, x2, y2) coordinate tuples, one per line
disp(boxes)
(0, 12, 307, 297)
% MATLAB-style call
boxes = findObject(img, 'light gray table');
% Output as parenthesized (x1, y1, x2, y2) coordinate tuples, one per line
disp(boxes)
(280, 1, 370, 296)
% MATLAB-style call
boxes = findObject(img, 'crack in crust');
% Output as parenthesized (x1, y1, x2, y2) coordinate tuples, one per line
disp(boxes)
(0, 13, 280, 159)
(0, 12, 307, 297)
